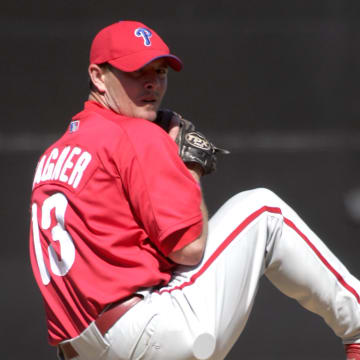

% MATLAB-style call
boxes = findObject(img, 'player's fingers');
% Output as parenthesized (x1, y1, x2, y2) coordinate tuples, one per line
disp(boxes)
(168, 124, 179, 141)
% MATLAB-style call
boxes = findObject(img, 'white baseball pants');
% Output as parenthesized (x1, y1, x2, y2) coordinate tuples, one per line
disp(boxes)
(59, 188, 360, 360)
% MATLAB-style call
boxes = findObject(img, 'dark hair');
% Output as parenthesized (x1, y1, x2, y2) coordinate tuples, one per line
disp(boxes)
(89, 62, 111, 91)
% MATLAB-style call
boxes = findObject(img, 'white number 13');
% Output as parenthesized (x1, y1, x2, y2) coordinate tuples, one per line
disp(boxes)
(31, 193, 75, 285)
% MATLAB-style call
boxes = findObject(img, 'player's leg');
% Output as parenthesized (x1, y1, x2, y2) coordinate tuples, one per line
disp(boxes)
(157, 188, 360, 359)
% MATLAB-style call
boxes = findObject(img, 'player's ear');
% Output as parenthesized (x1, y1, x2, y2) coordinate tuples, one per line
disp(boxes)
(88, 64, 106, 93)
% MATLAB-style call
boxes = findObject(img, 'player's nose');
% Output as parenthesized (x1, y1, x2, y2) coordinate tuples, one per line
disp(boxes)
(144, 73, 161, 90)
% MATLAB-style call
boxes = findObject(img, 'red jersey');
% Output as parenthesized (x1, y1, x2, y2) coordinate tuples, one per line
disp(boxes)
(29, 101, 202, 345)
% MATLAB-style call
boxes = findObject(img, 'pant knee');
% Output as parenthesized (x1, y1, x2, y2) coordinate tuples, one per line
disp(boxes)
(226, 187, 283, 210)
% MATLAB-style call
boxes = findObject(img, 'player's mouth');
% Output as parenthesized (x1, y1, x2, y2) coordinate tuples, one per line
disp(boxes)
(142, 98, 157, 104)
(140, 92, 159, 104)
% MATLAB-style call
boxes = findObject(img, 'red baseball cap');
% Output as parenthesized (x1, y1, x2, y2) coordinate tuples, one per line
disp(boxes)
(89, 21, 183, 72)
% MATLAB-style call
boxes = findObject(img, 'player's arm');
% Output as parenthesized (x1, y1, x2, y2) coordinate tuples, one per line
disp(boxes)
(154, 110, 227, 266)
(168, 164, 208, 266)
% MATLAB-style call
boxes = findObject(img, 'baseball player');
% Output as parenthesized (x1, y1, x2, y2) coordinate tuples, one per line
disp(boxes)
(29, 20, 360, 360)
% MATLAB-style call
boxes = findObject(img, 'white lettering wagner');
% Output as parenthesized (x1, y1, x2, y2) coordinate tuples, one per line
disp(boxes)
(33, 146, 92, 190)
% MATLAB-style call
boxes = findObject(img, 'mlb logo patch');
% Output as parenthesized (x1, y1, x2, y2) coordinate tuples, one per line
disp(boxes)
(69, 121, 80, 133)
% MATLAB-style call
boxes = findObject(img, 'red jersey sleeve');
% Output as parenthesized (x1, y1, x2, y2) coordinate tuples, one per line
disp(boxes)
(115, 118, 203, 256)
(161, 219, 203, 255)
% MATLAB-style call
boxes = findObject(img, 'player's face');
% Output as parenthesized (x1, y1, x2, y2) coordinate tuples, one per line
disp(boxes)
(103, 59, 168, 121)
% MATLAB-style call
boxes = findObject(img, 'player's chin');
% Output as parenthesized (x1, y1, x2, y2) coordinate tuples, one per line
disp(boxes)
(139, 104, 159, 121)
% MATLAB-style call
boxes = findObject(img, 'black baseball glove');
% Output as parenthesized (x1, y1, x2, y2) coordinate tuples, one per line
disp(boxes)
(154, 109, 230, 175)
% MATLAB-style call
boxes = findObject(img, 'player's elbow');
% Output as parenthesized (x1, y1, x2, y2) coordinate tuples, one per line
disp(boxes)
(182, 238, 206, 265)
(169, 233, 207, 266)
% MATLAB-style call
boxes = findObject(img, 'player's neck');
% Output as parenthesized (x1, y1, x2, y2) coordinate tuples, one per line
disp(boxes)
(88, 91, 109, 111)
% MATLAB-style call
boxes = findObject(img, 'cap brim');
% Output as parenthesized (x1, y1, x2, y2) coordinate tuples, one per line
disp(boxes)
(108, 51, 183, 72)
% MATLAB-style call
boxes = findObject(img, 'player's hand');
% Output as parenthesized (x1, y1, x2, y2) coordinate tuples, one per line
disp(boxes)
(154, 109, 230, 175)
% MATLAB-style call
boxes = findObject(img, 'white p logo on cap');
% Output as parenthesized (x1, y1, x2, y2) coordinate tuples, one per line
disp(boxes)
(134, 27, 152, 46)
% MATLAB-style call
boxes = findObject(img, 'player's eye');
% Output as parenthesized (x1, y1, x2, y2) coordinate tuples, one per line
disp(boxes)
(157, 67, 168, 77)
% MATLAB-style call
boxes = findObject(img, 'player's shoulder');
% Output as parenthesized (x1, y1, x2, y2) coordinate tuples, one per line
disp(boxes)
(120, 116, 169, 138)
(64, 107, 127, 151)
(113, 117, 179, 166)
(101, 113, 171, 149)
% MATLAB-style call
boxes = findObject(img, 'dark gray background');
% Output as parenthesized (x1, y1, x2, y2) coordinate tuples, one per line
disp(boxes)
(2, 1, 360, 359)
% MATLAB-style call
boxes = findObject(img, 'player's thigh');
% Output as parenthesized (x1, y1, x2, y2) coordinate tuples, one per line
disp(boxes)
(104, 300, 160, 360)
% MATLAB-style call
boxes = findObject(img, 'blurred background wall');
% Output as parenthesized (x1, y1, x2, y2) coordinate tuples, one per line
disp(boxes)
(2, 1, 360, 359)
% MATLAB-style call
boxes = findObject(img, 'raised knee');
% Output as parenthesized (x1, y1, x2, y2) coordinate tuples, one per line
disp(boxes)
(226, 187, 283, 210)
(250, 187, 280, 202)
